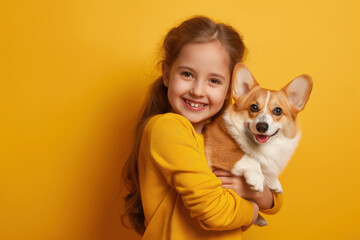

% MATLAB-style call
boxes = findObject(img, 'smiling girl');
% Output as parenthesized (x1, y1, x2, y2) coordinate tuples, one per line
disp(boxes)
(122, 16, 283, 239)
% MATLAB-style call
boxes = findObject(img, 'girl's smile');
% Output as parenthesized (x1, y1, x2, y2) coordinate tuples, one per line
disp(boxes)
(183, 98, 208, 111)
(163, 40, 231, 133)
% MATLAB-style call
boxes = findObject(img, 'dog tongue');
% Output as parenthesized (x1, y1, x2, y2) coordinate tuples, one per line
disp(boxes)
(256, 135, 269, 143)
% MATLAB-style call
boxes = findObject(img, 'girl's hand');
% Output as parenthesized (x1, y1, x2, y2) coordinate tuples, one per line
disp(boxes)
(213, 169, 274, 210)
(213, 169, 253, 198)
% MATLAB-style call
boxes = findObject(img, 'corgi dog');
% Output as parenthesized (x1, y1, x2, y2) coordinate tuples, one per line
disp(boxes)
(204, 63, 312, 225)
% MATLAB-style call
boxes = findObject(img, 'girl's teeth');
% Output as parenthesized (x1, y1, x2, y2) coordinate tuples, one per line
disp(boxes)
(186, 99, 205, 108)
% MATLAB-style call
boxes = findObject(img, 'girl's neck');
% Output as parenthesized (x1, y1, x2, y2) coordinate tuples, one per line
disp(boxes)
(168, 109, 205, 134)
(192, 121, 204, 134)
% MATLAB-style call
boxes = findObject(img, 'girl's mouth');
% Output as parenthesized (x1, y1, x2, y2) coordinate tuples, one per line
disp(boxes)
(183, 98, 208, 111)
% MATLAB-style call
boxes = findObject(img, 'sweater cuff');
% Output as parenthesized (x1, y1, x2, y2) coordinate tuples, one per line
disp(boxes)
(260, 191, 284, 215)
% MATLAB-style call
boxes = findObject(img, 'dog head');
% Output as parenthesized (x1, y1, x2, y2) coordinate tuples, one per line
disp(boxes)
(230, 63, 313, 144)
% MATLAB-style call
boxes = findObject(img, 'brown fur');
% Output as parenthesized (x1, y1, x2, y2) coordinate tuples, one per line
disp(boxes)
(204, 115, 244, 171)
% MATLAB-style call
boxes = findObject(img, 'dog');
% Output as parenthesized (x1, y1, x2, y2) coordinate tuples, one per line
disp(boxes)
(204, 63, 312, 226)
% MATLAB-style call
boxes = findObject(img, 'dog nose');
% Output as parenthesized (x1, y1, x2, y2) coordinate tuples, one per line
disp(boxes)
(256, 122, 269, 133)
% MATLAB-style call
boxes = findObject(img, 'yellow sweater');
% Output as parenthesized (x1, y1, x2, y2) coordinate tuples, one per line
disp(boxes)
(139, 113, 283, 239)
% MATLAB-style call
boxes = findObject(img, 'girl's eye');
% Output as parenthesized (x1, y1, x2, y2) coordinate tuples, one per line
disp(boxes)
(181, 71, 193, 78)
(250, 104, 259, 112)
(209, 78, 221, 84)
(272, 107, 282, 116)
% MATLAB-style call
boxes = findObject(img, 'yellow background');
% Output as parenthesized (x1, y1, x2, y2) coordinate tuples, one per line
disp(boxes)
(1, 0, 359, 239)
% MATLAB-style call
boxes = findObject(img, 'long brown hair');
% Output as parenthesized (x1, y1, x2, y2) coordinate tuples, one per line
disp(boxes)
(121, 16, 247, 235)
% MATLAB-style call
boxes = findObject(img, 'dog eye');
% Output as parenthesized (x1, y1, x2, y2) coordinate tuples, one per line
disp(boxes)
(272, 107, 282, 116)
(250, 104, 259, 112)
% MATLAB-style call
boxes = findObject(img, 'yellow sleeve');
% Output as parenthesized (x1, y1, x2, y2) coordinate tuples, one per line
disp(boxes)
(260, 192, 284, 215)
(145, 113, 254, 231)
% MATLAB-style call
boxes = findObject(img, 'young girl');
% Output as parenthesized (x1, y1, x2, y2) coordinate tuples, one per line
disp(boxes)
(122, 16, 283, 239)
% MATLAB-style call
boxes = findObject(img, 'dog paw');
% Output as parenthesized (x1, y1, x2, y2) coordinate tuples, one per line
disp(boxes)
(244, 172, 264, 192)
(272, 188, 283, 194)
(254, 214, 268, 227)
(267, 179, 283, 193)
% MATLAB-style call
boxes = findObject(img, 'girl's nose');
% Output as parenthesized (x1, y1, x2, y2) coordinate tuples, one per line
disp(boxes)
(190, 80, 206, 97)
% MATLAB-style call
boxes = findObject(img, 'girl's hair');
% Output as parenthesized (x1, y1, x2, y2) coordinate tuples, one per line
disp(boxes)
(121, 16, 247, 235)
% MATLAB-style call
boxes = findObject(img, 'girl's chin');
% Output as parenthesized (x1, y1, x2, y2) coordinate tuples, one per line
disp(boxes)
(183, 113, 207, 124)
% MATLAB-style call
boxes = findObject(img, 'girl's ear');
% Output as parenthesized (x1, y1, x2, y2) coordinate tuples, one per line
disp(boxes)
(232, 63, 258, 100)
(282, 74, 313, 111)
(162, 62, 169, 87)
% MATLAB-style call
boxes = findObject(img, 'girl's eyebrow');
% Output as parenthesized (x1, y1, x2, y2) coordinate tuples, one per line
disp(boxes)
(177, 65, 195, 72)
(177, 66, 226, 80)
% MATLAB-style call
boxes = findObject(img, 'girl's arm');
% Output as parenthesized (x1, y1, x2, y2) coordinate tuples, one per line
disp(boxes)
(145, 114, 255, 231)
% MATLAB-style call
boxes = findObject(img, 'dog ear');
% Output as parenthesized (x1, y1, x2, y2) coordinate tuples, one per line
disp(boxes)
(282, 74, 313, 111)
(232, 63, 258, 99)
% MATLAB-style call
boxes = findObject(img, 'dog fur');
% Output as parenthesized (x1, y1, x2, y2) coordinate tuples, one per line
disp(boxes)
(204, 63, 312, 226)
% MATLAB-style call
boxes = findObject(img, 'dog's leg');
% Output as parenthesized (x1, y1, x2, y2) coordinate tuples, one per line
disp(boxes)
(231, 155, 264, 192)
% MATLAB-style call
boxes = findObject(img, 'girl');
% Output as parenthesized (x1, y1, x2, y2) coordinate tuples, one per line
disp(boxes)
(122, 16, 283, 239)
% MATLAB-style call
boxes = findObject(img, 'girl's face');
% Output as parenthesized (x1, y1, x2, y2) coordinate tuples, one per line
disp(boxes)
(163, 40, 231, 133)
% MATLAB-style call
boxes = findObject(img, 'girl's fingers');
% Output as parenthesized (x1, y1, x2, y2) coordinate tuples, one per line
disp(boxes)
(213, 169, 233, 177)
(222, 184, 232, 189)
(217, 176, 234, 184)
